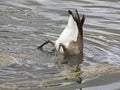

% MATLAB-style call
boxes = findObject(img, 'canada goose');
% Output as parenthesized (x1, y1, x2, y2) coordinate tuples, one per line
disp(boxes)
(38, 9, 85, 55)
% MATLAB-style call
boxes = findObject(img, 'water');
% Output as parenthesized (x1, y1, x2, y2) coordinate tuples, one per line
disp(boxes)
(0, 0, 120, 89)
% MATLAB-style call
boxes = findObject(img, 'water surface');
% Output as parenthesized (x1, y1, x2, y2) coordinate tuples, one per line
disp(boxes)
(0, 0, 120, 90)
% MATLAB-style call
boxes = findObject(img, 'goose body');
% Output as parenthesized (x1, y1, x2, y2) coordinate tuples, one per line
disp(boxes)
(55, 15, 78, 53)
(38, 9, 85, 55)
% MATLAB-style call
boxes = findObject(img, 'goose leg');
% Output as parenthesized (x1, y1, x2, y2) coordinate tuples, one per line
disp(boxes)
(58, 43, 67, 53)
(37, 40, 54, 50)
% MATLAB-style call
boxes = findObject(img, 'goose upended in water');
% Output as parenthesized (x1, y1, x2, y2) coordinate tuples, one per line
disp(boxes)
(38, 9, 85, 55)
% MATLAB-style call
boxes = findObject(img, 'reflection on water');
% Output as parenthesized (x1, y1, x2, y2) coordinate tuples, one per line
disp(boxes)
(0, 0, 120, 89)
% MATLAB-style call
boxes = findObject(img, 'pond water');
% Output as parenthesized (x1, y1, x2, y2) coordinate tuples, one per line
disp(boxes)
(0, 0, 120, 90)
